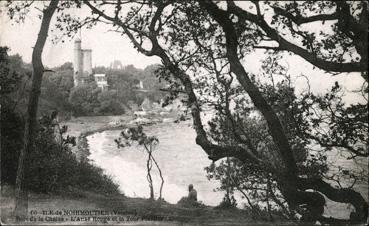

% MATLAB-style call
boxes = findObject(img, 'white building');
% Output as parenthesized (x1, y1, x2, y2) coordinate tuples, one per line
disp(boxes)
(94, 74, 108, 91)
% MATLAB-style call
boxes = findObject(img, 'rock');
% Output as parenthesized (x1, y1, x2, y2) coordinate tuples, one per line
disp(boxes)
(134, 111, 148, 117)
(294, 213, 302, 221)
(108, 121, 118, 126)
(129, 117, 152, 125)
(163, 118, 174, 123)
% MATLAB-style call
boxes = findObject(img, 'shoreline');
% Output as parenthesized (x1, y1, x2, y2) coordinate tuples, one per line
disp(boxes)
(64, 115, 133, 162)
(67, 113, 189, 162)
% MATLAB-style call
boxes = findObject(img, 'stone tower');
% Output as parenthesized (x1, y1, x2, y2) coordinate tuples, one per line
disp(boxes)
(73, 37, 92, 87)
(82, 49, 92, 76)
(73, 38, 83, 86)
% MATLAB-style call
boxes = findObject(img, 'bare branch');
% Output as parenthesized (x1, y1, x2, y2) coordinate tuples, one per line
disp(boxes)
(272, 6, 338, 25)
(83, 0, 154, 56)
(253, 45, 281, 50)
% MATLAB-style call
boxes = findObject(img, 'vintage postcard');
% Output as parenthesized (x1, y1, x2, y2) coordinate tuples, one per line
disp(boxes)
(1, 1, 368, 225)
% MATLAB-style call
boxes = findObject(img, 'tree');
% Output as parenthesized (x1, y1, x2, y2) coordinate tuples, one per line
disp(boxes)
(198, 2, 367, 222)
(96, 90, 125, 115)
(0, 50, 74, 117)
(1, 47, 25, 188)
(41, 63, 74, 115)
(140, 64, 166, 102)
(0, 47, 22, 101)
(68, 81, 101, 116)
(105, 65, 144, 105)
(93, 64, 165, 109)
(8, 0, 60, 220)
(57, 0, 368, 223)
(115, 126, 164, 200)
(1, 50, 33, 115)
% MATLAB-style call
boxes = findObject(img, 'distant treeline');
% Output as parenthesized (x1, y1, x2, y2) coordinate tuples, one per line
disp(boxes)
(4, 51, 165, 119)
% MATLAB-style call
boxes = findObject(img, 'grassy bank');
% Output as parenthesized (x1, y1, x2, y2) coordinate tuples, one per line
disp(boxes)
(1, 185, 291, 225)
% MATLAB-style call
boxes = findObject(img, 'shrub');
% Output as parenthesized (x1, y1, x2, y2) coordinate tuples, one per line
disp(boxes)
(1, 106, 24, 185)
(68, 82, 101, 116)
(177, 197, 204, 208)
(1, 109, 120, 195)
(95, 90, 125, 115)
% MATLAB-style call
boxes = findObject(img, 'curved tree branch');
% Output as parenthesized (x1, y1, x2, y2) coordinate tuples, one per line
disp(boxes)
(84, 0, 155, 56)
(298, 177, 368, 222)
(226, 1, 366, 74)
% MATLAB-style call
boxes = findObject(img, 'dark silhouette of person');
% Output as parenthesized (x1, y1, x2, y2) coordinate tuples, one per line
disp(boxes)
(188, 184, 197, 201)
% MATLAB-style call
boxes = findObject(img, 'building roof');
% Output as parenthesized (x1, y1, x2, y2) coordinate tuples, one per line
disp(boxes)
(94, 74, 106, 77)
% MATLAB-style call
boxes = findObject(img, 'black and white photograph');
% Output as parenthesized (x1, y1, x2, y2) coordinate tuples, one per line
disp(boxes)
(0, 1, 368, 225)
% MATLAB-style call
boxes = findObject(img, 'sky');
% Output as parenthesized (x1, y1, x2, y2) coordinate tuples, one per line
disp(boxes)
(0, 3, 161, 69)
(0, 1, 366, 104)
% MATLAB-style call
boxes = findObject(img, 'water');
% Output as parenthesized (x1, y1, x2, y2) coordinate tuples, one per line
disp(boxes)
(87, 120, 368, 219)
(87, 121, 224, 206)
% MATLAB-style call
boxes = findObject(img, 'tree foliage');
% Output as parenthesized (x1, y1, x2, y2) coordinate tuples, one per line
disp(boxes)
(69, 0, 368, 223)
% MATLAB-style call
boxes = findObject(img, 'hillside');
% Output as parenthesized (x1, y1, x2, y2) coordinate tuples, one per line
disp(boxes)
(1, 185, 289, 225)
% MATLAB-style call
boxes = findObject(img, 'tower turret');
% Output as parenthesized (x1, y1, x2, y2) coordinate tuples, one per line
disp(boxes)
(82, 49, 92, 76)
(73, 38, 83, 86)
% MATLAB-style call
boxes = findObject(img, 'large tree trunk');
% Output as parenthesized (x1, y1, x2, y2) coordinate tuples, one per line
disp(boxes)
(199, 0, 299, 197)
(200, 0, 368, 223)
(298, 177, 368, 222)
(13, 0, 59, 221)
